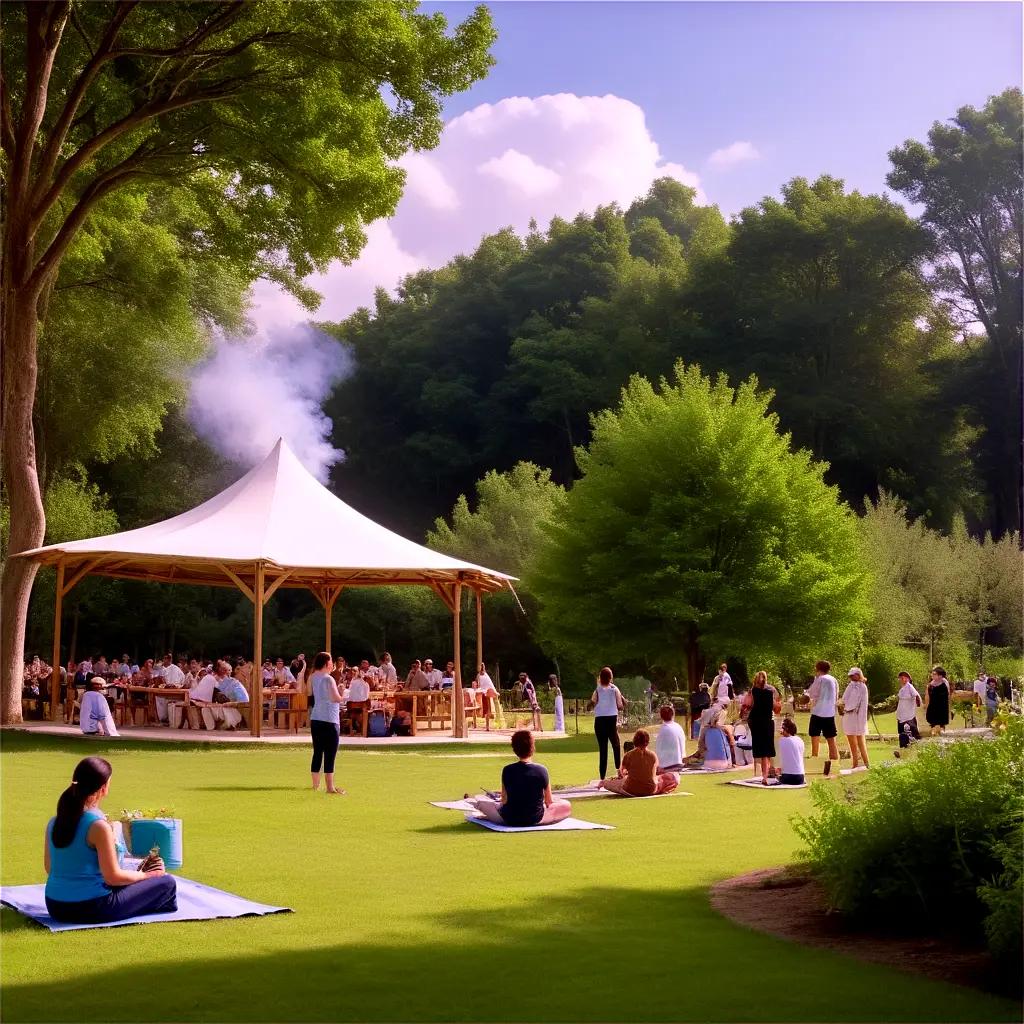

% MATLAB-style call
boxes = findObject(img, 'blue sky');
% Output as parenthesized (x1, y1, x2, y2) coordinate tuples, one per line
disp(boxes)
(430, 1, 1022, 214)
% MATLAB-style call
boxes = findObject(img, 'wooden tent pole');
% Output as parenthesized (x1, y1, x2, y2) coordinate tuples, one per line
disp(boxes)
(50, 562, 65, 721)
(453, 581, 465, 738)
(252, 562, 264, 738)
(475, 589, 483, 681)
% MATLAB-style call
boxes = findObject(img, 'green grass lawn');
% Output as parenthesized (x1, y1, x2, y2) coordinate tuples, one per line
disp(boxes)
(1, 729, 1016, 1023)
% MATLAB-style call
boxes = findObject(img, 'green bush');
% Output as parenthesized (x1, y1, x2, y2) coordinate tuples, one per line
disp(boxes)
(794, 716, 1024, 957)
(979, 809, 1023, 969)
(614, 676, 652, 702)
(860, 644, 931, 696)
(984, 648, 1024, 683)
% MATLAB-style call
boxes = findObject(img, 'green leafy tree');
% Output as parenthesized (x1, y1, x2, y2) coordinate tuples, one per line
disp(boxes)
(528, 363, 869, 686)
(427, 462, 566, 682)
(0, 0, 495, 720)
(888, 88, 1024, 535)
(427, 461, 566, 576)
(688, 175, 976, 526)
(36, 187, 246, 493)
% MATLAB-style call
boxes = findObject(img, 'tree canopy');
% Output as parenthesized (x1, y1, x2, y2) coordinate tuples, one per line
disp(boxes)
(527, 363, 869, 685)
(0, 0, 496, 720)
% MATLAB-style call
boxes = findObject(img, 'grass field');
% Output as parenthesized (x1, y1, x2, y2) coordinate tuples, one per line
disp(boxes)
(1, 729, 1016, 1023)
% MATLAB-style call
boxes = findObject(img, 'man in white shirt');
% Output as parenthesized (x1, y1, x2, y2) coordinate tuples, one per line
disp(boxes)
(654, 705, 686, 772)
(423, 659, 443, 690)
(972, 670, 988, 706)
(155, 653, 186, 724)
(896, 671, 922, 748)
(806, 659, 839, 767)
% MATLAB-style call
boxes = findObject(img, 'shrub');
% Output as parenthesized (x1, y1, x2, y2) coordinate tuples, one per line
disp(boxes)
(794, 716, 1024, 958)
(860, 644, 931, 696)
(614, 676, 652, 702)
(979, 809, 1023, 969)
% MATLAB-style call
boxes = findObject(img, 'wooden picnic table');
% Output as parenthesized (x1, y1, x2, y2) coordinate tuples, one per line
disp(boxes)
(125, 685, 190, 726)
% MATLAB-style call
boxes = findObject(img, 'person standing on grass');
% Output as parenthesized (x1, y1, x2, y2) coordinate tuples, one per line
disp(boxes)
(806, 660, 840, 773)
(748, 670, 780, 785)
(711, 662, 733, 704)
(44, 757, 177, 924)
(520, 673, 543, 731)
(925, 666, 951, 736)
(591, 666, 624, 780)
(895, 671, 922, 748)
(984, 676, 1001, 725)
(551, 675, 565, 733)
(777, 718, 805, 785)
(474, 730, 572, 827)
(841, 667, 870, 770)
(309, 652, 345, 795)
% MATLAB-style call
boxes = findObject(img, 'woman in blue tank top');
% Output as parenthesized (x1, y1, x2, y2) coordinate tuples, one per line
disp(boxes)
(45, 756, 177, 924)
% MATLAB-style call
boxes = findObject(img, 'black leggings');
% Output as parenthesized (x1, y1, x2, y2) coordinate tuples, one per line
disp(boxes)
(594, 714, 621, 779)
(310, 720, 340, 774)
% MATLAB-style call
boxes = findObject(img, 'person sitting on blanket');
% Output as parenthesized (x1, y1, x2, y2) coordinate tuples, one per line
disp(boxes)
(600, 730, 679, 796)
(474, 730, 572, 827)
(80, 677, 119, 737)
(685, 703, 736, 765)
(44, 756, 177, 924)
(777, 718, 805, 785)
(654, 705, 686, 772)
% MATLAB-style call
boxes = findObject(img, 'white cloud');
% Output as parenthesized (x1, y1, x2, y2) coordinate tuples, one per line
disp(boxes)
(202, 93, 702, 472)
(708, 140, 761, 169)
(479, 148, 561, 196)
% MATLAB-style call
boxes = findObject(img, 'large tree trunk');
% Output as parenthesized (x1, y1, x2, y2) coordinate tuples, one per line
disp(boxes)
(1, 297, 46, 724)
(684, 628, 706, 691)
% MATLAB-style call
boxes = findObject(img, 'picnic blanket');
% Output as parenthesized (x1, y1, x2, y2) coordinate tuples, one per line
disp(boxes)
(727, 777, 808, 790)
(431, 787, 690, 810)
(465, 814, 613, 833)
(0, 877, 291, 932)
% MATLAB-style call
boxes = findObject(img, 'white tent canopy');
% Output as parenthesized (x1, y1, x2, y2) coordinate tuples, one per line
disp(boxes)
(20, 439, 514, 737)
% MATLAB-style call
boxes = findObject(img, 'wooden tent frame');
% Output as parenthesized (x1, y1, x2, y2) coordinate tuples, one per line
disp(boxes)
(44, 554, 501, 739)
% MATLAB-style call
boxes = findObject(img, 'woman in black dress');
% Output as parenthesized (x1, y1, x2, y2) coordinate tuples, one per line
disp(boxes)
(748, 670, 780, 785)
(925, 666, 951, 735)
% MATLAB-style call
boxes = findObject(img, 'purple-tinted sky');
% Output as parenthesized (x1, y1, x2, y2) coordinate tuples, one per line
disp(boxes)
(193, 1, 1022, 476)
(429, 1, 1022, 215)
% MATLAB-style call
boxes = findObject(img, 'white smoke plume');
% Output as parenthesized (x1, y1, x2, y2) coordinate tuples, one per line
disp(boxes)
(188, 316, 351, 482)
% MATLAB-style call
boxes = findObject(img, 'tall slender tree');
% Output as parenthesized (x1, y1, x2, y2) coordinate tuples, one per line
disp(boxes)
(0, 1, 494, 719)
(888, 88, 1024, 536)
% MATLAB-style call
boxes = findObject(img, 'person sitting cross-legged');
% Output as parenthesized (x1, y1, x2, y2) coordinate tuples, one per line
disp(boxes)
(600, 730, 679, 796)
(654, 705, 686, 772)
(474, 730, 572, 827)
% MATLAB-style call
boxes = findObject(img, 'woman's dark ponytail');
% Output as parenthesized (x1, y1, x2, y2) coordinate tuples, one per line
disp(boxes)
(51, 757, 112, 848)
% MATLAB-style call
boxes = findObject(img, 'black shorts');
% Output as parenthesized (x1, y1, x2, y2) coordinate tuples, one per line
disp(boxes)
(808, 714, 837, 738)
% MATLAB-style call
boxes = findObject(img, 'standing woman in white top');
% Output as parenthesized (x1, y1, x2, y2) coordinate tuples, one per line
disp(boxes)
(475, 663, 498, 732)
(590, 666, 624, 780)
(841, 667, 870, 770)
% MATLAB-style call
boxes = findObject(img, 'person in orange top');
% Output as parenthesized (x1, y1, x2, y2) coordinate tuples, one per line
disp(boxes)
(599, 730, 678, 797)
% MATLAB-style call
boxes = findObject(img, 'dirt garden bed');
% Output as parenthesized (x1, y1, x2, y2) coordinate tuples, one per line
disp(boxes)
(710, 867, 1010, 996)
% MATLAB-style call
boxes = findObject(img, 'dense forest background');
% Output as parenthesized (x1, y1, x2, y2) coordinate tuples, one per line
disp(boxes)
(18, 87, 1023, 692)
